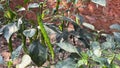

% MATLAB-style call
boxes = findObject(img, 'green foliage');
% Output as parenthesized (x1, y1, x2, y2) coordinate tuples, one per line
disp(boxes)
(0, 0, 120, 68)
(0, 55, 4, 64)
(56, 58, 77, 68)
(29, 40, 47, 66)
(91, 0, 106, 6)
(37, 14, 54, 59)
(56, 42, 79, 54)
(11, 45, 22, 60)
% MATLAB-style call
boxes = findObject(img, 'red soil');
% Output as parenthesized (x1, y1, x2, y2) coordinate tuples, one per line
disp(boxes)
(8, 0, 120, 33)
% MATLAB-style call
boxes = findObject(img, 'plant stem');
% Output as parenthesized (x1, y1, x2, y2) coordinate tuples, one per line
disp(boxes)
(22, 34, 28, 54)
(37, 13, 54, 59)
(21, 22, 28, 54)
(53, 0, 60, 15)
(8, 37, 13, 53)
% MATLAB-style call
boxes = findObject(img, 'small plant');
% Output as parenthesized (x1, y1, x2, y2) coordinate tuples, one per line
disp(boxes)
(0, 0, 120, 68)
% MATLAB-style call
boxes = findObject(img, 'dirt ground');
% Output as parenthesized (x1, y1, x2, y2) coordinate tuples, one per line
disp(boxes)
(8, 0, 120, 32)
(0, 0, 120, 67)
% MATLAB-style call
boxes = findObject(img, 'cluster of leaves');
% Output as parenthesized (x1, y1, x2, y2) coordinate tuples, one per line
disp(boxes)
(0, 0, 120, 68)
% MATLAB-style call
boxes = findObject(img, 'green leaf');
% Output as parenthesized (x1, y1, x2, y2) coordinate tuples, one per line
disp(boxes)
(87, 50, 93, 57)
(4, 9, 16, 20)
(91, 41, 100, 50)
(116, 54, 120, 60)
(91, 42, 101, 57)
(17, 18, 23, 28)
(28, 3, 39, 9)
(67, 0, 78, 4)
(37, 14, 54, 59)
(3, 23, 19, 42)
(60, 16, 80, 31)
(74, 0, 78, 4)
(61, 16, 75, 23)
(0, 4, 4, 11)
(81, 52, 88, 59)
(7, 60, 13, 68)
(77, 59, 87, 67)
(75, 14, 84, 24)
(101, 42, 115, 49)
(0, 55, 4, 64)
(11, 45, 22, 60)
(113, 32, 120, 42)
(53, 0, 60, 14)
(107, 54, 115, 64)
(0, 26, 5, 35)
(93, 49, 101, 57)
(16, 54, 32, 68)
(23, 28, 36, 38)
(17, 7, 26, 12)
(56, 58, 77, 68)
(44, 25, 58, 35)
(56, 42, 79, 54)
(91, 0, 106, 6)
(44, 23, 61, 34)
(24, 0, 30, 4)
(83, 22, 95, 30)
(28, 40, 47, 67)
(92, 56, 108, 65)
(110, 24, 120, 31)
(111, 64, 120, 68)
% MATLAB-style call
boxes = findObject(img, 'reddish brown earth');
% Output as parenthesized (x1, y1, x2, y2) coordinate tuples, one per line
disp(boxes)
(8, 0, 120, 33)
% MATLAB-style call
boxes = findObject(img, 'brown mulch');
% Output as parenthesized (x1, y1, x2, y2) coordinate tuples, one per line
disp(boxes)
(0, 0, 120, 67)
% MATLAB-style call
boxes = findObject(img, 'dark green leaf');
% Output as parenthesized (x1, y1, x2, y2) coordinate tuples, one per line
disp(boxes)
(116, 54, 120, 60)
(28, 3, 39, 9)
(75, 14, 84, 24)
(0, 26, 5, 35)
(17, 7, 26, 12)
(110, 24, 120, 31)
(92, 56, 108, 65)
(0, 55, 4, 64)
(23, 28, 36, 38)
(91, 42, 101, 57)
(56, 42, 79, 54)
(56, 58, 77, 68)
(91, 0, 106, 6)
(74, 0, 78, 4)
(91, 41, 100, 50)
(44, 25, 58, 35)
(0, 4, 4, 11)
(3, 23, 19, 42)
(29, 40, 47, 67)
(60, 16, 79, 30)
(101, 42, 115, 49)
(24, 0, 30, 4)
(61, 16, 75, 24)
(11, 45, 22, 60)
(83, 22, 95, 30)
(113, 32, 120, 42)
(44, 23, 61, 34)
(56, 31, 69, 42)
(87, 50, 93, 57)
